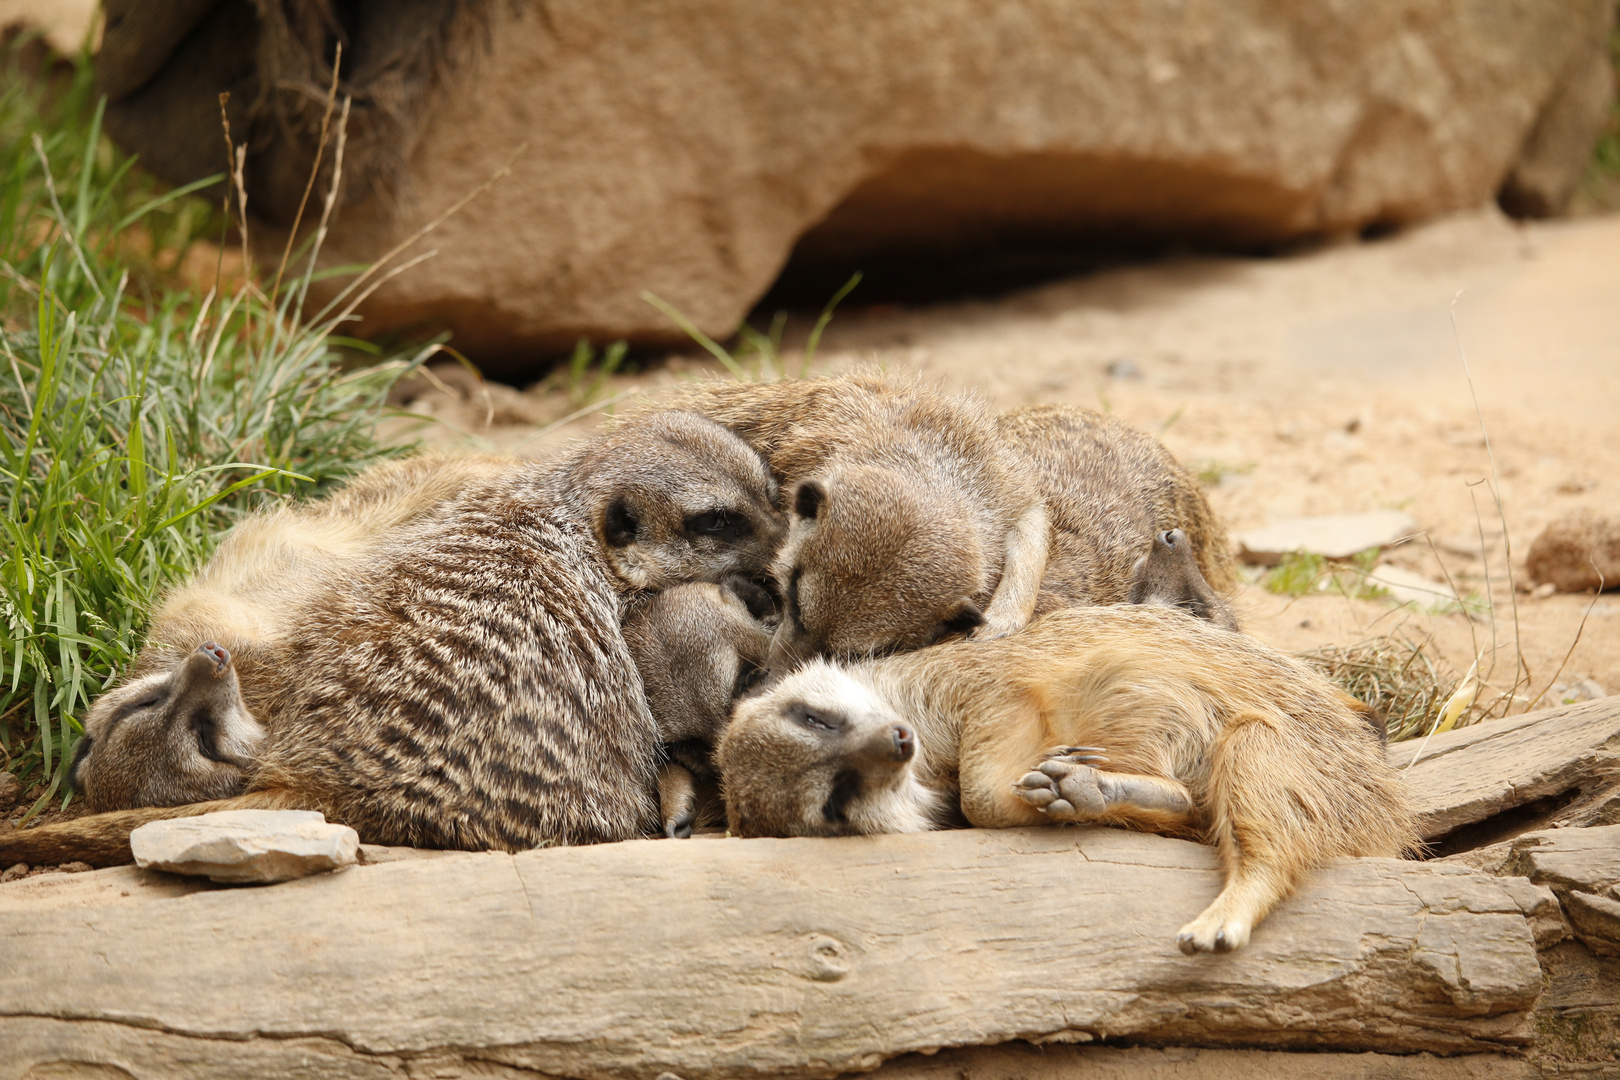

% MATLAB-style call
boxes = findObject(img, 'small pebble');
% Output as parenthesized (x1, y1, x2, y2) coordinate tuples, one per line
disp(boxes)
(0, 771, 20, 814)
(1, 862, 29, 883)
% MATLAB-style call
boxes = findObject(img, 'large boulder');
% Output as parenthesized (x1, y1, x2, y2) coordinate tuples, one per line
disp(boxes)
(95, 1, 1616, 373)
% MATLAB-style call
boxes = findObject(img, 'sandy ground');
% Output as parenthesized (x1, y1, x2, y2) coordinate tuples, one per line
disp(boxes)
(391, 206, 1620, 721)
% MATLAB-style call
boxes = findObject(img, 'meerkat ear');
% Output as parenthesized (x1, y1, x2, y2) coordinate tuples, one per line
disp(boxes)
(938, 603, 985, 640)
(604, 497, 639, 547)
(724, 576, 779, 621)
(795, 481, 824, 521)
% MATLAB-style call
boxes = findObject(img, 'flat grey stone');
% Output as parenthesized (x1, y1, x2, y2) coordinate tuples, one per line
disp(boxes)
(130, 810, 358, 884)
(1393, 699, 1620, 840)
(1235, 510, 1420, 564)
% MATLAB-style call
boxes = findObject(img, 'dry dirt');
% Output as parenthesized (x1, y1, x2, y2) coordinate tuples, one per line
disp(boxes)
(392, 205, 1620, 725)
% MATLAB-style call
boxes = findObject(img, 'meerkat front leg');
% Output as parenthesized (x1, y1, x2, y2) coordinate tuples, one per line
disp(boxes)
(973, 503, 1049, 640)
(1013, 750, 1195, 831)
(657, 761, 698, 839)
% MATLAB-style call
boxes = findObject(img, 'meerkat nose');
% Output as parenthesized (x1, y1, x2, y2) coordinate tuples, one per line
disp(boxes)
(891, 723, 915, 762)
(198, 641, 231, 671)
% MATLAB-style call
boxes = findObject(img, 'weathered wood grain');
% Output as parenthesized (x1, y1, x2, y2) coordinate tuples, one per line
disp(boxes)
(1393, 697, 1620, 840)
(0, 827, 1543, 1080)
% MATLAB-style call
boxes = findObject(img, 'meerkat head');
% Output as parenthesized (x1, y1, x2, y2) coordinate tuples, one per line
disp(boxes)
(562, 412, 787, 592)
(621, 577, 778, 747)
(716, 660, 942, 837)
(1127, 528, 1239, 631)
(70, 642, 267, 812)
(769, 466, 987, 665)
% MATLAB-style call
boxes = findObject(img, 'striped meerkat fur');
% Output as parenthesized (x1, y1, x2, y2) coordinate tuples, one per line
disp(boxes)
(3, 413, 785, 866)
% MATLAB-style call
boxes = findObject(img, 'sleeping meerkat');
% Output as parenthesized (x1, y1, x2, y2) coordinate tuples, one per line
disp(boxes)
(998, 404, 1237, 627)
(714, 604, 1417, 954)
(53, 411, 787, 826)
(664, 373, 1049, 661)
(621, 577, 778, 837)
(5, 471, 660, 866)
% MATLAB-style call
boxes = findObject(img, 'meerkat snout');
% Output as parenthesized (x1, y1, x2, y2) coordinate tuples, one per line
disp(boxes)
(1128, 526, 1239, 631)
(71, 641, 267, 812)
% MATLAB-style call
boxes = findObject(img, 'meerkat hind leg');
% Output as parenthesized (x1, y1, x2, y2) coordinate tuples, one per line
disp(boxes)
(1014, 754, 1195, 830)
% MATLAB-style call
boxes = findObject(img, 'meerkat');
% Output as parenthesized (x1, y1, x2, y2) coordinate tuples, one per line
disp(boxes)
(1126, 528, 1238, 631)
(49, 410, 786, 837)
(2, 468, 661, 867)
(999, 404, 1236, 625)
(664, 373, 1049, 662)
(621, 577, 778, 837)
(714, 604, 1417, 954)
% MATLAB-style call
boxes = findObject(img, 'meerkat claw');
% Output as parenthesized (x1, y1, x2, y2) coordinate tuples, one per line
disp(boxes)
(1044, 745, 1109, 766)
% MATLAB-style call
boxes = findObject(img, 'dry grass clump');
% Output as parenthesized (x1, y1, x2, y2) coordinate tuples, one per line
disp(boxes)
(1298, 631, 1461, 742)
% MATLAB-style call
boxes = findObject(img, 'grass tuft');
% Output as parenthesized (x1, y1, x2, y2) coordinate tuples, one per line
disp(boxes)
(1263, 547, 1388, 601)
(1298, 631, 1461, 742)
(0, 44, 424, 816)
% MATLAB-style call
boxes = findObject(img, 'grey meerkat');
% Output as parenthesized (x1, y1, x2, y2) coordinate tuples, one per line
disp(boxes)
(714, 604, 1417, 954)
(66, 452, 519, 812)
(999, 403, 1237, 628)
(621, 577, 777, 838)
(17, 412, 786, 863)
(7, 469, 659, 865)
(662, 372, 1050, 662)
(1127, 527, 1238, 631)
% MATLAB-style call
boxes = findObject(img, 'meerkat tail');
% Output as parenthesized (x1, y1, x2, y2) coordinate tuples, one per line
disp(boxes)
(975, 501, 1050, 639)
(1177, 714, 1319, 954)
(0, 790, 312, 869)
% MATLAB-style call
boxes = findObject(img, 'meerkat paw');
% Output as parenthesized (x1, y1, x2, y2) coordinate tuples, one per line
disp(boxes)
(969, 613, 1025, 641)
(1175, 908, 1253, 955)
(1013, 759, 1107, 821)
(657, 762, 698, 840)
(665, 804, 697, 840)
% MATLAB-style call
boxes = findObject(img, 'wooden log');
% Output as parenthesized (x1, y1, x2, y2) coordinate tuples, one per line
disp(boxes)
(1392, 697, 1620, 841)
(0, 827, 1543, 1080)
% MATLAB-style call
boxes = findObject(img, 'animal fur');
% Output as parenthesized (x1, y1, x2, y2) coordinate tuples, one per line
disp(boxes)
(621, 578, 777, 837)
(9, 413, 784, 864)
(998, 403, 1235, 621)
(663, 372, 1049, 660)
(715, 605, 1417, 953)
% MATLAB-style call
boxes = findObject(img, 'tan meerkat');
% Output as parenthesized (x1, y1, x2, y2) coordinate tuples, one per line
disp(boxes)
(621, 577, 777, 837)
(4, 467, 660, 867)
(714, 605, 1417, 954)
(663, 372, 1049, 662)
(999, 404, 1237, 626)
(54, 411, 787, 826)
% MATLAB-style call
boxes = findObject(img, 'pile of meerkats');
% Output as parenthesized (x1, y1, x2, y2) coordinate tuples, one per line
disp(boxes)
(2, 372, 1417, 955)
